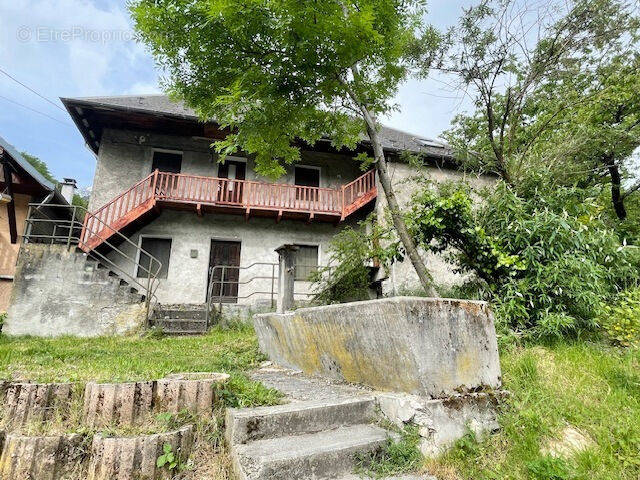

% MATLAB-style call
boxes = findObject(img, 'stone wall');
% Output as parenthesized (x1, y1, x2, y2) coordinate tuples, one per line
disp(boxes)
(253, 297, 502, 397)
(4, 244, 147, 337)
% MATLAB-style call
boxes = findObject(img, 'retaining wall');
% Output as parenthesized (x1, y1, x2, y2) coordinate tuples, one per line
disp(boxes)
(253, 296, 502, 397)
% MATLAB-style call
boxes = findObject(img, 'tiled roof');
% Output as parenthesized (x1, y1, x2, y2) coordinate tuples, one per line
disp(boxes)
(63, 94, 454, 159)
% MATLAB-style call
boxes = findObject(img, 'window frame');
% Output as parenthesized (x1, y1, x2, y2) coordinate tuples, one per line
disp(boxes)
(293, 243, 320, 281)
(136, 235, 173, 279)
(294, 165, 322, 188)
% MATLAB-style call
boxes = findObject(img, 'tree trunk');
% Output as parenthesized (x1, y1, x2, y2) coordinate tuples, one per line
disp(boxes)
(605, 156, 627, 221)
(359, 106, 437, 296)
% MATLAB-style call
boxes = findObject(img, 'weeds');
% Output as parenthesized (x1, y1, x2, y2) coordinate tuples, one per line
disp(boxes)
(355, 424, 423, 478)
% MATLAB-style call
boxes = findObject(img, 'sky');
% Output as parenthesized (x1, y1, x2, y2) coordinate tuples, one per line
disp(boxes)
(0, 0, 479, 188)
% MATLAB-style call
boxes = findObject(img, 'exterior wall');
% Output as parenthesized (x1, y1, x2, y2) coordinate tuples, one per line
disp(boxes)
(0, 193, 31, 312)
(375, 162, 496, 294)
(106, 209, 355, 306)
(89, 128, 362, 211)
(4, 244, 146, 337)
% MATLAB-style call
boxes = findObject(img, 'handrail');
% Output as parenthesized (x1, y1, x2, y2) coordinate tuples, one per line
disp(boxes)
(205, 262, 325, 321)
(23, 202, 163, 323)
(81, 169, 377, 251)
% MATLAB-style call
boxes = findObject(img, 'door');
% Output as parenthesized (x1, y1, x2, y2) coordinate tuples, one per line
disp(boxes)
(208, 240, 242, 303)
(217, 160, 246, 203)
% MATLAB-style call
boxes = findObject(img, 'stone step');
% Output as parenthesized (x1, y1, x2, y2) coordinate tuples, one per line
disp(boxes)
(226, 396, 376, 445)
(152, 319, 208, 332)
(153, 307, 207, 320)
(231, 424, 391, 480)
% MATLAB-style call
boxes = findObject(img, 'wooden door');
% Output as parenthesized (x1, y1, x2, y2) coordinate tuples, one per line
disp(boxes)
(208, 240, 242, 303)
(217, 161, 246, 203)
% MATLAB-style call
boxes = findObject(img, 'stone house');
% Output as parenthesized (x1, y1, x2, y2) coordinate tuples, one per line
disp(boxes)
(59, 94, 492, 311)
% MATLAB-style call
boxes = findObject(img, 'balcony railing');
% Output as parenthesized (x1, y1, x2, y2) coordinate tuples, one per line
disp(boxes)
(81, 169, 377, 251)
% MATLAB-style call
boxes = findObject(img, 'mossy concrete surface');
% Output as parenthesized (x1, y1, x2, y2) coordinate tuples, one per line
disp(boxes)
(254, 297, 502, 397)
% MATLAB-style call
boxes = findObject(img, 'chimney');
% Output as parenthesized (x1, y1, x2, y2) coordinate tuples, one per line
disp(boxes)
(60, 178, 77, 204)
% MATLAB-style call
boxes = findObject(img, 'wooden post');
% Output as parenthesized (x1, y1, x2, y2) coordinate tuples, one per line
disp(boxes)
(1, 148, 17, 244)
(275, 244, 299, 313)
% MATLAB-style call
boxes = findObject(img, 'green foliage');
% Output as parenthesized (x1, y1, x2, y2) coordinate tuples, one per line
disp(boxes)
(130, 0, 439, 178)
(355, 424, 423, 477)
(404, 179, 640, 338)
(310, 216, 396, 304)
(156, 442, 185, 471)
(20, 151, 57, 184)
(432, 342, 640, 479)
(526, 456, 570, 480)
(598, 288, 640, 347)
(217, 373, 282, 408)
(71, 193, 89, 210)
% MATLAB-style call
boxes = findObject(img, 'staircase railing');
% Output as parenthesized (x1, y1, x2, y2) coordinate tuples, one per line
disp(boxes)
(81, 169, 377, 250)
(23, 202, 163, 322)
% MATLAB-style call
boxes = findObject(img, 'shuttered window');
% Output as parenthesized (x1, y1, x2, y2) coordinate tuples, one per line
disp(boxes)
(294, 245, 319, 281)
(137, 237, 172, 279)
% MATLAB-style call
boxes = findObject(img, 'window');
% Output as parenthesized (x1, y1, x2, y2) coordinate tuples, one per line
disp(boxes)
(137, 237, 172, 279)
(151, 151, 182, 173)
(294, 245, 319, 281)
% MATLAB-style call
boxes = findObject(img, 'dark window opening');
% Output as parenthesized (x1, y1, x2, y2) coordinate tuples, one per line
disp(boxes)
(151, 151, 182, 173)
(294, 245, 319, 281)
(137, 237, 172, 279)
(295, 166, 320, 201)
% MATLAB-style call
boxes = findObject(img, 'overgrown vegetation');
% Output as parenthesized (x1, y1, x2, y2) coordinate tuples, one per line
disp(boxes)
(356, 424, 423, 478)
(426, 341, 640, 480)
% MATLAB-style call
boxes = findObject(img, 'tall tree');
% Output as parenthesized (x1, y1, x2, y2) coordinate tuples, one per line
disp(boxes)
(131, 0, 440, 294)
(431, 0, 639, 211)
(20, 151, 57, 184)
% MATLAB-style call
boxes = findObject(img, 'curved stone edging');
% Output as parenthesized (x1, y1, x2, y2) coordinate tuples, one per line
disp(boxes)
(156, 372, 230, 416)
(2, 382, 74, 428)
(0, 433, 85, 480)
(83, 381, 154, 427)
(87, 425, 194, 480)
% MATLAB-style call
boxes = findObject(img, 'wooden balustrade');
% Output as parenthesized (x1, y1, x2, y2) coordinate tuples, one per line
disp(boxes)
(82, 169, 377, 250)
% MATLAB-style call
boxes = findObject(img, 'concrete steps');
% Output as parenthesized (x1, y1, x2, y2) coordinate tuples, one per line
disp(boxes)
(227, 396, 417, 480)
(226, 396, 376, 444)
(150, 305, 209, 335)
(232, 424, 391, 480)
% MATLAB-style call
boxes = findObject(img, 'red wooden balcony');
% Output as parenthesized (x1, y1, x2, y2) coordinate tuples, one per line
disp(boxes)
(80, 169, 377, 252)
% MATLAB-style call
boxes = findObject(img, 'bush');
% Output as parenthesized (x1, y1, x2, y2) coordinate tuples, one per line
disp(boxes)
(404, 180, 640, 338)
(598, 288, 640, 347)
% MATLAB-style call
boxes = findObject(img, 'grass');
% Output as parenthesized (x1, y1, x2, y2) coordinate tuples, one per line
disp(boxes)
(0, 324, 281, 408)
(426, 340, 640, 480)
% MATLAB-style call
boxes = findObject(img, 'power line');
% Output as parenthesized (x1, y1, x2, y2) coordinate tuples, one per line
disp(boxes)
(0, 94, 73, 127)
(0, 67, 67, 113)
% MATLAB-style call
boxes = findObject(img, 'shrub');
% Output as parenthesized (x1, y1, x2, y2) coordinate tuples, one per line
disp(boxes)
(404, 180, 640, 338)
(598, 288, 640, 347)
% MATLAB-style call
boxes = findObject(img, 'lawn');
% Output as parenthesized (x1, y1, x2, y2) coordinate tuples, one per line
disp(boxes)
(428, 341, 640, 480)
(0, 325, 280, 407)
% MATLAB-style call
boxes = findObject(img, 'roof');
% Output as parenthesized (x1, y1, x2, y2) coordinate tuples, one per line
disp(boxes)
(0, 135, 68, 204)
(61, 94, 454, 160)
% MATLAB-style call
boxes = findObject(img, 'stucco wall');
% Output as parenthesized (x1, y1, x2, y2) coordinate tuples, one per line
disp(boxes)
(105, 210, 354, 306)
(375, 162, 496, 294)
(89, 128, 362, 211)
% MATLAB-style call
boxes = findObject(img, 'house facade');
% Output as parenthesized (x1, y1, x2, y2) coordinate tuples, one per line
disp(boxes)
(61, 95, 491, 310)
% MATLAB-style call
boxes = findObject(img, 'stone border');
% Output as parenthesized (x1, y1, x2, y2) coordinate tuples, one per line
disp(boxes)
(87, 425, 194, 480)
(1, 382, 74, 428)
(156, 372, 230, 416)
(83, 381, 155, 427)
(0, 433, 85, 480)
